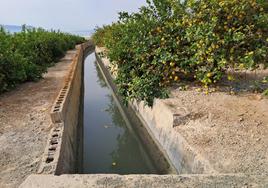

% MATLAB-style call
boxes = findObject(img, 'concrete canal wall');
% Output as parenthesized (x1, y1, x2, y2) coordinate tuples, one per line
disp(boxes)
(95, 52, 176, 174)
(38, 41, 95, 175)
(20, 174, 268, 188)
(95, 48, 213, 174)
(37, 41, 179, 176)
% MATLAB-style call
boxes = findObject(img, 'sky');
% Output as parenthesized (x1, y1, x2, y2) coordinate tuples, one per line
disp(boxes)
(0, 0, 146, 32)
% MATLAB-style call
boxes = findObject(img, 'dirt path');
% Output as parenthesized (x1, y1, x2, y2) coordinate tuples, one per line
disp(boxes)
(0, 50, 76, 188)
(165, 86, 268, 174)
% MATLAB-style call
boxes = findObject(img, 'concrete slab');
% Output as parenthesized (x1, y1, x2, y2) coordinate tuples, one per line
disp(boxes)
(19, 174, 268, 188)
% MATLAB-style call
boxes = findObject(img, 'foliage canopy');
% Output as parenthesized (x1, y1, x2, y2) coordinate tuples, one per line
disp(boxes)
(94, 0, 268, 106)
(0, 27, 85, 93)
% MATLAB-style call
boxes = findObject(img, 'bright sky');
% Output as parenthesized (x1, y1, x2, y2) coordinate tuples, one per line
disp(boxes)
(0, 0, 146, 32)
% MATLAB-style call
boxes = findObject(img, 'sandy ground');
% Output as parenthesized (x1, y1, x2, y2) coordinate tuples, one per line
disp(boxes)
(0, 50, 76, 188)
(165, 75, 268, 174)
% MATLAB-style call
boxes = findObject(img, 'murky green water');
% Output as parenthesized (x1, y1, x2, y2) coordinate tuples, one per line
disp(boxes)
(82, 54, 157, 174)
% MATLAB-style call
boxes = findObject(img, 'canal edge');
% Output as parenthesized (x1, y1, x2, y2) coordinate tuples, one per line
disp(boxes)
(94, 47, 216, 174)
(37, 40, 95, 175)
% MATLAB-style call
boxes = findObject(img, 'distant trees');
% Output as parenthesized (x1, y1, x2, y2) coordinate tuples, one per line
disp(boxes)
(0, 27, 85, 93)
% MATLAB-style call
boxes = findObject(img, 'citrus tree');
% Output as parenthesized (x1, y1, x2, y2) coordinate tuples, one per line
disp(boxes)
(0, 27, 85, 93)
(93, 0, 268, 106)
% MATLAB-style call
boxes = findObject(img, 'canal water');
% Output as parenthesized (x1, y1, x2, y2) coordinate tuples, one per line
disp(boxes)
(82, 53, 157, 174)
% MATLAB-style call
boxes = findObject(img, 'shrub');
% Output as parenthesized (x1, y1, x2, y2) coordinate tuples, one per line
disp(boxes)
(0, 27, 85, 93)
(93, 0, 268, 106)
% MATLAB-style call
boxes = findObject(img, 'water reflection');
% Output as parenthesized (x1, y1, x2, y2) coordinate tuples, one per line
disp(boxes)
(95, 61, 107, 88)
(83, 54, 156, 174)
